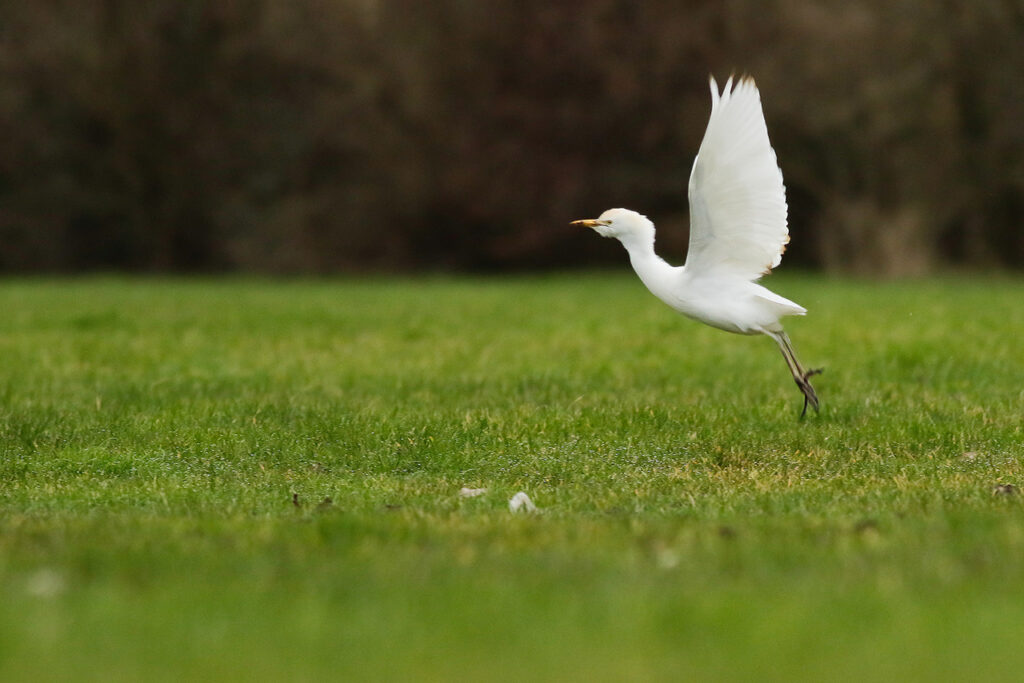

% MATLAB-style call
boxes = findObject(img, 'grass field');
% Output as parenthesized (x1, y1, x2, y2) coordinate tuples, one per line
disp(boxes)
(1, 274, 1023, 681)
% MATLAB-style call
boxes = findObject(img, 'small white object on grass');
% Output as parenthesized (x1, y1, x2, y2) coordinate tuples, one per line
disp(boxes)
(459, 487, 488, 498)
(25, 568, 66, 598)
(572, 76, 821, 417)
(508, 491, 537, 513)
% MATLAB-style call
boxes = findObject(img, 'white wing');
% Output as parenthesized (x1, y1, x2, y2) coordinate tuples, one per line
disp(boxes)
(685, 76, 789, 281)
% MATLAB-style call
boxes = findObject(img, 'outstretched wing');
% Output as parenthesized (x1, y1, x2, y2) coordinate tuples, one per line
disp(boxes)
(685, 76, 789, 281)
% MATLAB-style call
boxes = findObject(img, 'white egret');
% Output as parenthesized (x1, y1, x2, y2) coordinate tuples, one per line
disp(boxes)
(573, 76, 821, 416)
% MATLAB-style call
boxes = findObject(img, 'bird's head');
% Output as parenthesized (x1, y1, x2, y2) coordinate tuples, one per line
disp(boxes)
(571, 208, 654, 247)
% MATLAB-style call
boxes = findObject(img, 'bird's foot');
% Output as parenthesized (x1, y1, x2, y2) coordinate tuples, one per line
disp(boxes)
(797, 368, 823, 418)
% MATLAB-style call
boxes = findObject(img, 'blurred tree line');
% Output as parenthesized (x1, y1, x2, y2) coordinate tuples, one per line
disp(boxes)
(0, 0, 1021, 274)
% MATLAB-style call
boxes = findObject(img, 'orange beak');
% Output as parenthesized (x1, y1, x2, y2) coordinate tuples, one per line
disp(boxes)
(570, 219, 611, 229)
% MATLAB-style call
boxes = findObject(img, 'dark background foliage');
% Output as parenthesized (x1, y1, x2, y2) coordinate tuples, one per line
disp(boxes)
(1, 0, 1021, 274)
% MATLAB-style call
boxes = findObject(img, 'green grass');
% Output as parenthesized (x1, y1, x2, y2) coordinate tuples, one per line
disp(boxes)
(1, 273, 1023, 681)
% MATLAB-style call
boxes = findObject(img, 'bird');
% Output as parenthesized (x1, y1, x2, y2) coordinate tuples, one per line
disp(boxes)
(572, 75, 821, 416)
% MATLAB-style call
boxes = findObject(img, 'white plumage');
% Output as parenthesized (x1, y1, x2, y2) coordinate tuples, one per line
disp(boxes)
(688, 76, 789, 280)
(573, 76, 821, 415)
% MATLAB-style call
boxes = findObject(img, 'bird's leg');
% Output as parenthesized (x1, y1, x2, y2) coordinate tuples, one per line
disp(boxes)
(769, 331, 821, 417)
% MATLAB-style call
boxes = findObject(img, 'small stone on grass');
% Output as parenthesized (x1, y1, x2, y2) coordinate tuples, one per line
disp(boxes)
(509, 491, 537, 513)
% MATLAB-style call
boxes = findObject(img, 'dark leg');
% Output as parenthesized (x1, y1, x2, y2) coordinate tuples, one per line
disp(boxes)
(769, 331, 822, 417)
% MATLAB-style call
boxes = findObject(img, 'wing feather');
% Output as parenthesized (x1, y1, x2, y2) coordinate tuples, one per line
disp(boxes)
(685, 76, 789, 280)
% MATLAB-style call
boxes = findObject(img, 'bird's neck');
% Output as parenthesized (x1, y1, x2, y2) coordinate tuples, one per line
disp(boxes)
(618, 227, 657, 260)
(621, 234, 677, 299)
